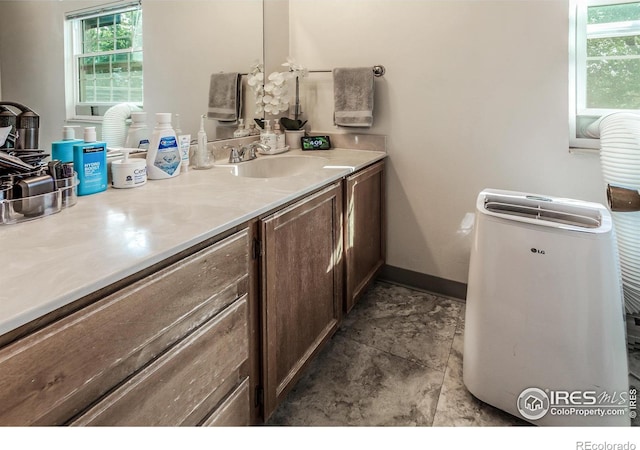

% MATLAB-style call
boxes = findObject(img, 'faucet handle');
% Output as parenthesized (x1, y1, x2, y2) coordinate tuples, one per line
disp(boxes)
(243, 143, 258, 160)
(225, 145, 242, 164)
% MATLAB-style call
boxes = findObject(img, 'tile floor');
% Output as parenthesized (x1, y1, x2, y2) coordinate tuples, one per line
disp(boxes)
(268, 281, 640, 426)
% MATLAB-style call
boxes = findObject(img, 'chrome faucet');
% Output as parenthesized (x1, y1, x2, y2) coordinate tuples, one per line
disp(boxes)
(242, 142, 269, 160)
(225, 145, 243, 163)
(225, 142, 270, 163)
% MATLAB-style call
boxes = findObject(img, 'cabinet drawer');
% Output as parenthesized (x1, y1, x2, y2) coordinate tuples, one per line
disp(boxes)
(72, 296, 249, 426)
(201, 378, 250, 427)
(0, 229, 249, 425)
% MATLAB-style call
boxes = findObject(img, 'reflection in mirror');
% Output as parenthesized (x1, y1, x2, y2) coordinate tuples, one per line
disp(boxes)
(0, 0, 264, 148)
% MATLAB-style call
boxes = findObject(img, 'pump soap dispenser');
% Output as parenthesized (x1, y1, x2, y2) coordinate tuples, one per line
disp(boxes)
(73, 127, 107, 195)
(273, 121, 285, 150)
(52, 126, 82, 163)
(233, 118, 250, 138)
(260, 119, 277, 154)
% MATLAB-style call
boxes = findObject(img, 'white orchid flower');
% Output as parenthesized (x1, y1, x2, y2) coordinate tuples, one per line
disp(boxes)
(248, 76, 259, 87)
(282, 57, 308, 77)
(265, 104, 276, 113)
(268, 72, 285, 84)
(249, 59, 306, 116)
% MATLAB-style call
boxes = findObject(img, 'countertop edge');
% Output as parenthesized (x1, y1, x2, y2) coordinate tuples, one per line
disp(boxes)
(0, 149, 386, 337)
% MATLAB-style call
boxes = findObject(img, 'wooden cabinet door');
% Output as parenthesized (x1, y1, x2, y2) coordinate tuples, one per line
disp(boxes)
(261, 183, 343, 418)
(345, 161, 385, 313)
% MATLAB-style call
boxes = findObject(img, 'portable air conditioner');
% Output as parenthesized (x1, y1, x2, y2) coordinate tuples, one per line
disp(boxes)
(463, 189, 630, 426)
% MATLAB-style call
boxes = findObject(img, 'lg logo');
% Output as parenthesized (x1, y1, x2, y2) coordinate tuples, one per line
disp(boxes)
(531, 248, 546, 255)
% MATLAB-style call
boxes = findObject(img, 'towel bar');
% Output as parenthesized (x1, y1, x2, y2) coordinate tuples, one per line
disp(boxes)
(239, 65, 386, 77)
(308, 65, 386, 77)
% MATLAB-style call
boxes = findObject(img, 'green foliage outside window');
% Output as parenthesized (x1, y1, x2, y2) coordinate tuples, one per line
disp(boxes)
(77, 9, 143, 104)
(586, 3, 640, 109)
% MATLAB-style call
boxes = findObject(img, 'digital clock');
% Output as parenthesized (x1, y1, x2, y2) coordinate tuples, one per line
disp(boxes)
(301, 135, 332, 150)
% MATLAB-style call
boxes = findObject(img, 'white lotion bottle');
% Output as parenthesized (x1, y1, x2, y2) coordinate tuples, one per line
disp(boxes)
(146, 112, 181, 179)
(124, 112, 150, 150)
(260, 119, 277, 153)
(194, 114, 213, 170)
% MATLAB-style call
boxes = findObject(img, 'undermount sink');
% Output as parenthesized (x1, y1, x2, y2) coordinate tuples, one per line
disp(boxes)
(224, 155, 328, 178)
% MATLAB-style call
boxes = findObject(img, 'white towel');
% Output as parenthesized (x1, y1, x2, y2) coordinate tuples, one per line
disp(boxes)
(208, 72, 242, 122)
(333, 67, 374, 128)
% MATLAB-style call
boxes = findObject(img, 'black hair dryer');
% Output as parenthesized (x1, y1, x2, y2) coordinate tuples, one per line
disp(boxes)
(0, 102, 39, 150)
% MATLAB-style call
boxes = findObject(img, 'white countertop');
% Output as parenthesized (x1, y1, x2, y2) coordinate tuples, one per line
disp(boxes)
(0, 148, 385, 337)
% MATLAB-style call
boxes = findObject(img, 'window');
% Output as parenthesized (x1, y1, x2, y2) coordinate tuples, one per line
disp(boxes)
(569, 0, 640, 148)
(65, 1, 143, 119)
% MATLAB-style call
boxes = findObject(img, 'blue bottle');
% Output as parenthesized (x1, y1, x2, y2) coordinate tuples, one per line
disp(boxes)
(73, 127, 107, 196)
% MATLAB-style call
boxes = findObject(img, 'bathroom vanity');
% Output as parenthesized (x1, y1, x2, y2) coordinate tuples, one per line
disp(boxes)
(0, 138, 385, 425)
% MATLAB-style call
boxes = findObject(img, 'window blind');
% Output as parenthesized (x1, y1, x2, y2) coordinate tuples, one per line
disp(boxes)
(65, 0, 141, 21)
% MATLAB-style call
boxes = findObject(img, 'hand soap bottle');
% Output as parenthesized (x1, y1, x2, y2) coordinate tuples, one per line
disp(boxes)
(273, 121, 285, 150)
(248, 122, 260, 136)
(233, 118, 250, 138)
(146, 113, 181, 179)
(260, 119, 277, 153)
(73, 127, 107, 196)
(52, 126, 82, 163)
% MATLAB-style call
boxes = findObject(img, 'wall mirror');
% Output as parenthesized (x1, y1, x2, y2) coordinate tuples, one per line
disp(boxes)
(0, 0, 264, 147)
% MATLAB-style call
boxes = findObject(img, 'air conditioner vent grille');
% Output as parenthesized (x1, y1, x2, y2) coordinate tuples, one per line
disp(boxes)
(484, 199, 602, 229)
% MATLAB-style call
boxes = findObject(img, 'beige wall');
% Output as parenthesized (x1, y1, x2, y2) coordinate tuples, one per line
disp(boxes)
(0, 0, 77, 146)
(1, 0, 608, 288)
(289, 0, 606, 285)
(0, 0, 262, 146)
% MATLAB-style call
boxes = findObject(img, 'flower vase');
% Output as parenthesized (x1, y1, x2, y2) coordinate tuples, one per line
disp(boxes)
(285, 130, 305, 149)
